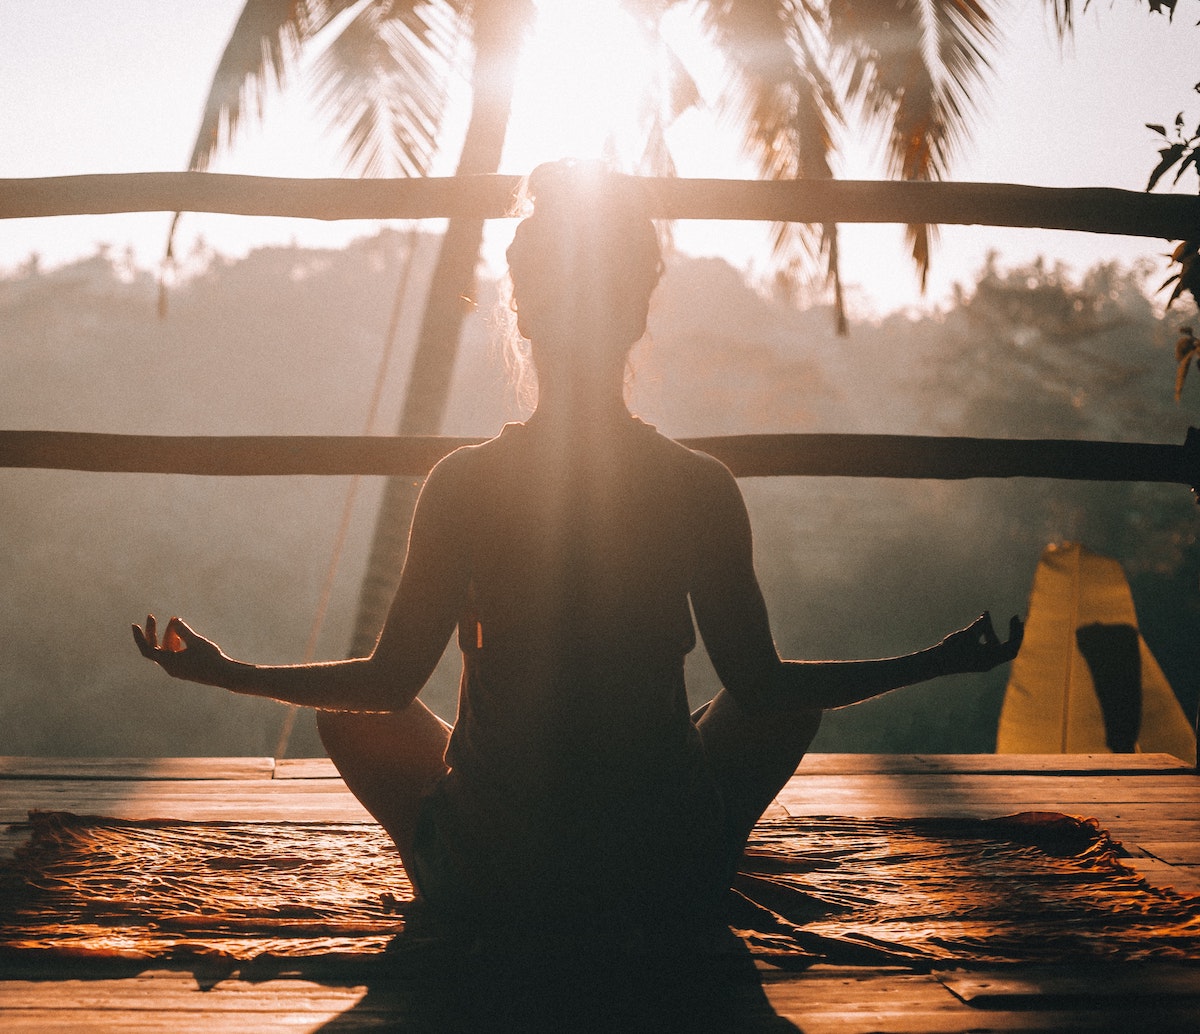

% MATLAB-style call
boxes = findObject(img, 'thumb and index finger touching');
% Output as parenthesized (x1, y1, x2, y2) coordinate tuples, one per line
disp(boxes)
(973, 610, 1025, 663)
(132, 613, 196, 659)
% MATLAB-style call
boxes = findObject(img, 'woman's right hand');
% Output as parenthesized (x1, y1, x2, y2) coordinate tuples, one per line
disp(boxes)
(132, 614, 230, 686)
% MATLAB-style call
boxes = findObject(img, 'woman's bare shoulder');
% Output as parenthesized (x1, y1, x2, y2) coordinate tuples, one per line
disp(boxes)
(415, 426, 516, 512)
(641, 424, 738, 486)
(427, 423, 520, 475)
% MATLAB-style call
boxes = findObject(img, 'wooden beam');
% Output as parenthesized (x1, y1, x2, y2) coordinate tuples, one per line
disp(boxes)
(0, 431, 473, 477)
(4, 173, 1200, 240)
(0, 172, 519, 223)
(2, 429, 1198, 488)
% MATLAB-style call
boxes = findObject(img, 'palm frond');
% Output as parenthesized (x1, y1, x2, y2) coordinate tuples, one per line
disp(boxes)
(701, 1, 836, 176)
(187, 0, 351, 172)
(164, 1, 466, 288)
(827, 0, 997, 282)
(637, 118, 679, 178)
(829, 1, 934, 178)
(310, 3, 461, 177)
(699, 1, 846, 323)
(660, 34, 704, 124)
(633, 13, 702, 173)
(925, 0, 998, 169)
(1046, 0, 1077, 37)
(165, 1, 341, 300)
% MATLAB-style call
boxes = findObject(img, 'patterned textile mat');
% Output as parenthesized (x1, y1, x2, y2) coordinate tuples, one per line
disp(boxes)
(2, 811, 1199, 969)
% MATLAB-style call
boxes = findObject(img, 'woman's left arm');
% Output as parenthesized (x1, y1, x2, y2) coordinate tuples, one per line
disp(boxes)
(765, 611, 1023, 712)
(689, 458, 1022, 713)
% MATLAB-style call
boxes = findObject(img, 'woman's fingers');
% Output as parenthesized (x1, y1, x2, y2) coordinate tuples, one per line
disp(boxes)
(986, 613, 1023, 666)
(134, 612, 228, 687)
(132, 620, 154, 658)
(163, 616, 186, 653)
(947, 612, 1024, 672)
(133, 613, 192, 660)
(166, 617, 207, 653)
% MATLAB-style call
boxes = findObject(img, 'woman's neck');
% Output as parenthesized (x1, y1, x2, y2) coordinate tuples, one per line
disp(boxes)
(529, 374, 631, 434)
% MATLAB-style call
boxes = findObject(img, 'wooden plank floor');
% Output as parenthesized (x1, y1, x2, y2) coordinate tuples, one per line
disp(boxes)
(2, 753, 1199, 1032)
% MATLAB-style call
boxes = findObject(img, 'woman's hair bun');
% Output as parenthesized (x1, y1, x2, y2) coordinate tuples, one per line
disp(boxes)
(507, 160, 664, 339)
(522, 159, 632, 218)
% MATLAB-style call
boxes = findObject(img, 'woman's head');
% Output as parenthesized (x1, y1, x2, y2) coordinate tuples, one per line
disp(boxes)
(505, 161, 664, 397)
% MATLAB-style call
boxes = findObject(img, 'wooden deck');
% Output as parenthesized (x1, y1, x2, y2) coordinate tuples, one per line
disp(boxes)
(2, 752, 1199, 1032)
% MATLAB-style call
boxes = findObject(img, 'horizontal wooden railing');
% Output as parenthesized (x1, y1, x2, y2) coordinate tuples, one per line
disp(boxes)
(4, 173, 1200, 240)
(3, 429, 1198, 489)
(6, 173, 1199, 488)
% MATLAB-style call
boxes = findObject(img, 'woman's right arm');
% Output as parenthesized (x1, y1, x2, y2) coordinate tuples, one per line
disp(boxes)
(133, 453, 472, 712)
(132, 615, 406, 711)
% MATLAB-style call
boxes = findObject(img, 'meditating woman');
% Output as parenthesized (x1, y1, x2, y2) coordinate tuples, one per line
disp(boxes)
(134, 161, 1021, 930)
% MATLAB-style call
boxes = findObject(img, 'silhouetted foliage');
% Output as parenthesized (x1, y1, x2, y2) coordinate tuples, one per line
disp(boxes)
(1044, 3, 1200, 317)
(1146, 115, 1200, 314)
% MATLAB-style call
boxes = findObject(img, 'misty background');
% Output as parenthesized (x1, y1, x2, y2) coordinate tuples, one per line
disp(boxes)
(3, 232, 1199, 757)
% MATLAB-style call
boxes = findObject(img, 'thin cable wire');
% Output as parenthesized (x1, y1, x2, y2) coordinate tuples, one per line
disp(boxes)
(274, 228, 421, 759)
(275, 9, 477, 760)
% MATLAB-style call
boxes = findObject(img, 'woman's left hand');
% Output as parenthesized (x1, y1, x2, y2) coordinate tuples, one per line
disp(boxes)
(937, 612, 1024, 675)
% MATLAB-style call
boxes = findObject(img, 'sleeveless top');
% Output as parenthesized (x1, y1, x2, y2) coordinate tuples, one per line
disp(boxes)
(409, 417, 733, 923)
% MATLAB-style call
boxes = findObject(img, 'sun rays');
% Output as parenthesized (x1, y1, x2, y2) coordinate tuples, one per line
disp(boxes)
(503, 0, 744, 178)
(505, 0, 674, 171)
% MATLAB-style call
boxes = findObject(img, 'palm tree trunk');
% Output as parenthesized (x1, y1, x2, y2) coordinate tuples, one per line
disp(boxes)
(349, 3, 531, 658)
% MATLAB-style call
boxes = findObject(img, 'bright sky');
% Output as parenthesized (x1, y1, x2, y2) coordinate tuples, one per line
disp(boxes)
(1, 0, 1197, 315)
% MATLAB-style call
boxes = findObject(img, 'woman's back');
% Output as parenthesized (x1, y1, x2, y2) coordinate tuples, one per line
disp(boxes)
(416, 416, 731, 920)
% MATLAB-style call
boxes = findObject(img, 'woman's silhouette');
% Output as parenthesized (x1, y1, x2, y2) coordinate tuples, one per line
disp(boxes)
(135, 161, 1021, 930)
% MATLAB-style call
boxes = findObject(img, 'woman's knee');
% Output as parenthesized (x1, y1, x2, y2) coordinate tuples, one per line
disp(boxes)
(698, 690, 821, 755)
(316, 709, 380, 763)
(317, 704, 450, 765)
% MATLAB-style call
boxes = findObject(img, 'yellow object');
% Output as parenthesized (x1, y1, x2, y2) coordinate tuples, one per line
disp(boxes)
(997, 542, 1196, 765)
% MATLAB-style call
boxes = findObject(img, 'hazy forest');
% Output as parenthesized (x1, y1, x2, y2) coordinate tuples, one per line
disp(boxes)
(3, 232, 1199, 758)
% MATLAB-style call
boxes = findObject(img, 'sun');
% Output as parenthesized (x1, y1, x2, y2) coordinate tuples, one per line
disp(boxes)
(503, 0, 667, 172)
(483, 0, 740, 276)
